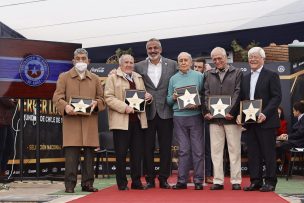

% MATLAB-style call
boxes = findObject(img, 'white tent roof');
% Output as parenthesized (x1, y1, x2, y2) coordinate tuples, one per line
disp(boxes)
(1, 0, 303, 47)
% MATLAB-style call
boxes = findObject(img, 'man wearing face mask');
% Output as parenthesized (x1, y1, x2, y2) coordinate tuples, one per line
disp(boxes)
(134, 38, 178, 189)
(53, 48, 106, 193)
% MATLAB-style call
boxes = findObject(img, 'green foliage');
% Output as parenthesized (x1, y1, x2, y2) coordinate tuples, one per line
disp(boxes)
(231, 40, 260, 62)
(106, 48, 133, 64)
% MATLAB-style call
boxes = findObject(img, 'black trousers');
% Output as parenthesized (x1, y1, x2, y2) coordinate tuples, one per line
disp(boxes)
(64, 147, 95, 189)
(112, 121, 144, 188)
(246, 124, 277, 186)
(144, 114, 173, 182)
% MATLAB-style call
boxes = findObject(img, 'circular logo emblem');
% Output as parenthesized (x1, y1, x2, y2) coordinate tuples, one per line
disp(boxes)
(277, 65, 285, 73)
(19, 55, 49, 87)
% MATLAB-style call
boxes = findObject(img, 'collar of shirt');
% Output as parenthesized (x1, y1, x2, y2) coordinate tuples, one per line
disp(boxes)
(215, 66, 229, 73)
(148, 57, 162, 65)
(179, 69, 191, 75)
(251, 66, 263, 74)
(123, 72, 133, 82)
(298, 113, 304, 121)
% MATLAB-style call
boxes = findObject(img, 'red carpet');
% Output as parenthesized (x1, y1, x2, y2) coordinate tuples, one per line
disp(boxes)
(69, 177, 287, 203)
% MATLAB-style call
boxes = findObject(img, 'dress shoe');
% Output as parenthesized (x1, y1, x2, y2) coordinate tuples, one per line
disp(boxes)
(172, 182, 187, 189)
(243, 183, 262, 191)
(232, 184, 241, 190)
(194, 183, 203, 190)
(160, 181, 171, 189)
(118, 186, 129, 191)
(259, 184, 275, 192)
(82, 185, 98, 192)
(146, 182, 155, 189)
(65, 188, 75, 193)
(205, 177, 213, 184)
(210, 184, 224, 190)
(131, 184, 147, 190)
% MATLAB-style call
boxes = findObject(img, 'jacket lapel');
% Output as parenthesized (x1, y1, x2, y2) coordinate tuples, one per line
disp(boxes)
(254, 68, 266, 99)
(157, 58, 168, 88)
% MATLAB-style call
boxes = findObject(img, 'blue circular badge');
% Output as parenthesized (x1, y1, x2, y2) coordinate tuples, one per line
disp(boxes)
(19, 55, 49, 87)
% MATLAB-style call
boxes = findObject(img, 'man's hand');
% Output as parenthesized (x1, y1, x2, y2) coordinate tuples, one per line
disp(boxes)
(225, 113, 234, 120)
(65, 104, 77, 115)
(90, 100, 98, 112)
(204, 113, 213, 120)
(186, 104, 198, 109)
(277, 134, 288, 141)
(125, 106, 135, 114)
(257, 113, 266, 123)
(145, 92, 152, 102)
(173, 92, 178, 101)
(236, 115, 242, 125)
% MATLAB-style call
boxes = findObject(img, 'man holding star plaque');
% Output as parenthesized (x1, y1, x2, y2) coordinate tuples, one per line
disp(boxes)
(167, 52, 205, 190)
(240, 47, 281, 192)
(104, 54, 152, 191)
(202, 47, 243, 191)
(53, 48, 106, 193)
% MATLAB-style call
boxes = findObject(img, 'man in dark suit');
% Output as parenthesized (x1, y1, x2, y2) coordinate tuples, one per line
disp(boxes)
(240, 47, 282, 192)
(134, 38, 178, 189)
(277, 101, 304, 152)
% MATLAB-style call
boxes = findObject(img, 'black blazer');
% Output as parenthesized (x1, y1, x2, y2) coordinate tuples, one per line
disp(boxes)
(289, 115, 304, 147)
(240, 67, 282, 129)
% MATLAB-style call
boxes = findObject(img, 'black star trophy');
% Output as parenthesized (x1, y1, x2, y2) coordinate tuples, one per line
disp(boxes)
(175, 85, 201, 109)
(240, 99, 262, 123)
(208, 95, 231, 118)
(69, 96, 93, 115)
(124, 89, 146, 112)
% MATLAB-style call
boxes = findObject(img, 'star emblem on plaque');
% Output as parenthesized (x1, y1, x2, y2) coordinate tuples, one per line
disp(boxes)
(175, 85, 201, 109)
(69, 97, 93, 115)
(208, 96, 231, 118)
(125, 89, 146, 112)
(240, 99, 262, 123)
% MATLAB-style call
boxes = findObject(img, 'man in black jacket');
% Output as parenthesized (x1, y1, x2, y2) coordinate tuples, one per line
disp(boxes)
(277, 101, 304, 151)
(240, 47, 282, 192)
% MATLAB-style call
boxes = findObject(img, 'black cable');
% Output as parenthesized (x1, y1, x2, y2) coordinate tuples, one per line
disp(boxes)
(0, 0, 48, 8)
(16, 0, 268, 30)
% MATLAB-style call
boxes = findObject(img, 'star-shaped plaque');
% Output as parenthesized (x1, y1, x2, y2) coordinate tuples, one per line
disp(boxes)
(210, 98, 230, 117)
(178, 89, 197, 107)
(72, 99, 90, 113)
(240, 99, 262, 123)
(242, 103, 260, 122)
(126, 92, 145, 111)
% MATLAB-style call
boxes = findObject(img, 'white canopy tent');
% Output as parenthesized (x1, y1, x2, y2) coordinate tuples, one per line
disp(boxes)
(1, 0, 303, 48)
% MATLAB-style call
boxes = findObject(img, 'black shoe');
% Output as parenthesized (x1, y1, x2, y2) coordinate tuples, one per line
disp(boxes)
(210, 184, 224, 190)
(146, 181, 155, 189)
(65, 188, 75, 193)
(118, 186, 129, 191)
(194, 183, 203, 190)
(82, 185, 98, 192)
(259, 184, 275, 192)
(131, 184, 147, 190)
(172, 182, 187, 189)
(243, 183, 262, 191)
(232, 184, 241, 190)
(160, 181, 171, 189)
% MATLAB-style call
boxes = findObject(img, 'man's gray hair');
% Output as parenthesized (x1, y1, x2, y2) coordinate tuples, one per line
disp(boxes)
(177, 52, 192, 61)
(248, 47, 266, 59)
(146, 38, 162, 49)
(210, 47, 226, 58)
(74, 48, 88, 57)
(119, 54, 134, 65)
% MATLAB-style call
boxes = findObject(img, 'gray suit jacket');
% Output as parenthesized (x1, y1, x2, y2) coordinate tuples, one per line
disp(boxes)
(134, 57, 178, 120)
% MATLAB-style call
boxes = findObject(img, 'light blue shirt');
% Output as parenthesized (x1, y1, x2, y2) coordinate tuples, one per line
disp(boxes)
(250, 66, 263, 100)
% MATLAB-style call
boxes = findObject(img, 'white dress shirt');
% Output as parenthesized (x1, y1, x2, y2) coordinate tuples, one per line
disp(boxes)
(250, 66, 263, 100)
(147, 58, 162, 87)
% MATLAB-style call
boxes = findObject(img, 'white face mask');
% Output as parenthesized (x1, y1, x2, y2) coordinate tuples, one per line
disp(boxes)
(75, 62, 87, 73)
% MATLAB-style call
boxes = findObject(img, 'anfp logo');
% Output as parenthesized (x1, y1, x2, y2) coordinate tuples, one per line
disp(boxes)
(19, 55, 49, 87)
